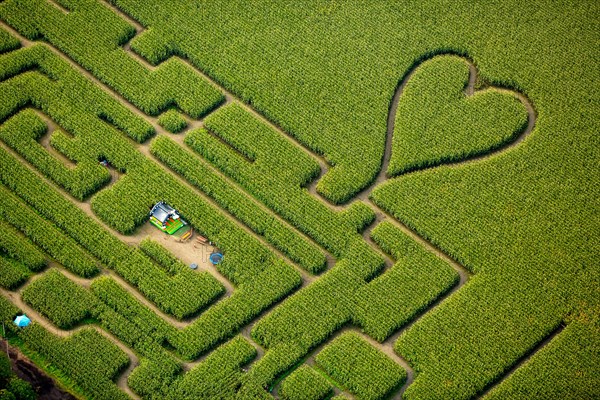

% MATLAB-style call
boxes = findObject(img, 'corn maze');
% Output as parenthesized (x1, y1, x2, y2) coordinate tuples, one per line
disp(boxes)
(0, 1, 598, 399)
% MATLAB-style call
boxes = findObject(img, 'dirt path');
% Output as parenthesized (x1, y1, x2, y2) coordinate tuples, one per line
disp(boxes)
(361, 211, 395, 270)
(271, 326, 354, 400)
(349, 54, 535, 397)
(476, 323, 565, 399)
(305, 159, 346, 212)
(93, 329, 141, 400)
(180, 323, 266, 373)
(274, 326, 413, 400)
(359, 210, 468, 399)
(36, 113, 76, 168)
(356, 54, 536, 201)
(46, 0, 68, 15)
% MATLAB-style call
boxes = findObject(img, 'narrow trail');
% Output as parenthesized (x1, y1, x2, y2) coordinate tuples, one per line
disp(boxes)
(357, 54, 536, 201)
(103, 270, 191, 330)
(45, 0, 68, 15)
(336, 54, 535, 398)
(260, 62, 537, 400)
(94, 329, 141, 400)
(476, 323, 565, 399)
(100, 0, 145, 36)
(355, 61, 413, 202)
(274, 326, 410, 400)
(0, 13, 542, 400)
(273, 326, 356, 400)
(36, 113, 76, 168)
(180, 321, 266, 373)
(305, 159, 345, 212)
(362, 214, 395, 270)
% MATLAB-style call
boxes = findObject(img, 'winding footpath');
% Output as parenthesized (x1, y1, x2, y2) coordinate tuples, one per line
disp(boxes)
(303, 54, 537, 398)
(356, 54, 536, 398)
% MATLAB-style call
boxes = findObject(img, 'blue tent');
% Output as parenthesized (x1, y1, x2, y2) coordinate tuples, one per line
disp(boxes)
(13, 315, 31, 328)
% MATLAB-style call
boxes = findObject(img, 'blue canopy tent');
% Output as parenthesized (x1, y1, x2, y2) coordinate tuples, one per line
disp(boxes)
(13, 315, 31, 328)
